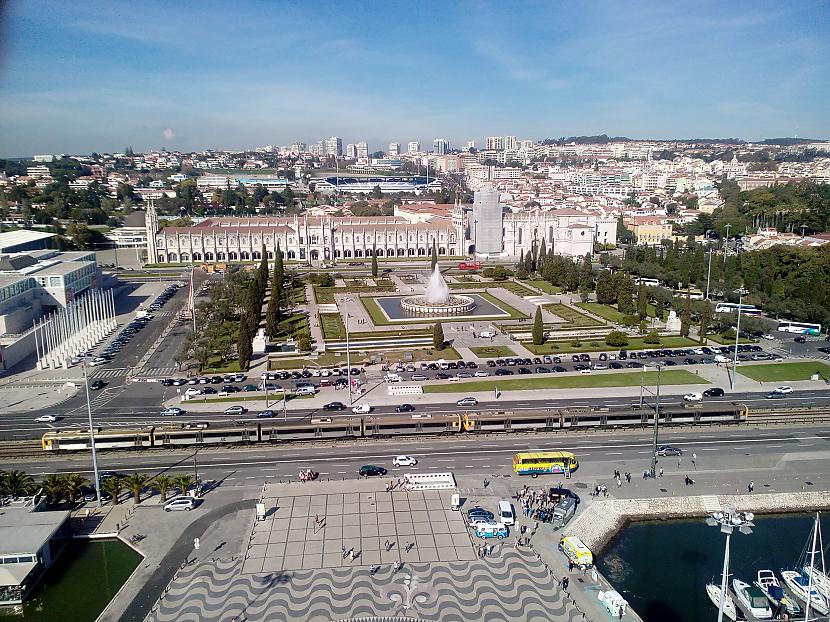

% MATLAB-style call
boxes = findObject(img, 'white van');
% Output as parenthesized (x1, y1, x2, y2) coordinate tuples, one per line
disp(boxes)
(384, 373, 403, 383)
(714, 354, 731, 364)
(479, 330, 496, 338)
(295, 385, 317, 396)
(498, 500, 515, 526)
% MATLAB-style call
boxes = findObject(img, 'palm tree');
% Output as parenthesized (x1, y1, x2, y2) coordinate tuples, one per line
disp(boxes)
(171, 474, 195, 497)
(100, 476, 124, 505)
(122, 474, 149, 505)
(41, 474, 66, 506)
(150, 475, 173, 502)
(1, 470, 35, 497)
(62, 473, 88, 506)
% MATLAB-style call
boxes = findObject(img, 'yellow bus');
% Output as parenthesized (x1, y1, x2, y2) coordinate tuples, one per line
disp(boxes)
(513, 451, 578, 477)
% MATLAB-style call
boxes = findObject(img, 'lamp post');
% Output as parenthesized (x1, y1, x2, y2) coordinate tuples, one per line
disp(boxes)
(345, 313, 353, 406)
(706, 508, 754, 622)
(729, 288, 746, 391)
(649, 363, 662, 477)
(722, 224, 732, 268)
(81, 361, 102, 507)
(705, 247, 714, 300)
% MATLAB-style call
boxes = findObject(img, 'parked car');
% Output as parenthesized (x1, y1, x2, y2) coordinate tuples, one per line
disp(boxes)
(164, 497, 199, 512)
(392, 455, 417, 467)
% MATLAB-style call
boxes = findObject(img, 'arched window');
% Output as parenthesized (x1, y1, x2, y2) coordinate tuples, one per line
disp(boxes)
(344, 250, 352, 257)
(439, 247, 446, 255)
(386, 248, 394, 256)
(355, 249, 363, 257)
(205, 252, 214, 261)
(518, 228, 523, 244)
(397, 248, 405, 256)
(549, 226, 554, 242)
(192, 253, 202, 261)
(169, 253, 178, 262)
(287, 250, 296, 259)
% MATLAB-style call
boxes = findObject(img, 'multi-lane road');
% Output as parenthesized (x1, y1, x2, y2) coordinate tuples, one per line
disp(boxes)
(10, 425, 830, 498)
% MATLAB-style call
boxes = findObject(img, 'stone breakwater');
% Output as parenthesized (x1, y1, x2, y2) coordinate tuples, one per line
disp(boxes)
(567, 490, 830, 551)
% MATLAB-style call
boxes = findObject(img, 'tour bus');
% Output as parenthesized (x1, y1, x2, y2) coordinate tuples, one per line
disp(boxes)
(714, 302, 761, 316)
(777, 321, 822, 336)
(634, 277, 660, 287)
(513, 451, 578, 477)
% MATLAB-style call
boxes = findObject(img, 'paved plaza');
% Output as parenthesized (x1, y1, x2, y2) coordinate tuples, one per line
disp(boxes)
(243, 484, 474, 573)
(144, 479, 583, 621)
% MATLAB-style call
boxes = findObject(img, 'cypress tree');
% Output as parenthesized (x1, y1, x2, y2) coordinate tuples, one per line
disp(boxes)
(371, 248, 378, 277)
(431, 240, 438, 270)
(637, 282, 648, 318)
(432, 322, 444, 350)
(537, 239, 547, 271)
(532, 306, 544, 345)
(237, 316, 253, 370)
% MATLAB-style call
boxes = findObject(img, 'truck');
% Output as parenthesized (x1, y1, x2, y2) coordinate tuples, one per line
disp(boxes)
(458, 262, 481, 270)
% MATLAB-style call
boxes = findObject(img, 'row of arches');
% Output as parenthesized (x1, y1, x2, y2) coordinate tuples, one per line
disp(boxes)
(164, 247, 454, 263)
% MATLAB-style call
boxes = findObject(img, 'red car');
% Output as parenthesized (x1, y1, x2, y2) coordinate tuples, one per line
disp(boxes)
(458, 262, 481, 270)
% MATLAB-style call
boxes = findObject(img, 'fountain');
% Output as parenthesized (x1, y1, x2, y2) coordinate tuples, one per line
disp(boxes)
(400, 266, 476, 316)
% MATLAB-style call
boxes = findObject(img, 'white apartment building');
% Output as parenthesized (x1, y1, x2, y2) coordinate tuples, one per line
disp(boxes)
(388, 142, 400, 157)
(408, 141, 420, 154)
(504, 136, 518, 151)
(485, 136, 504, 151)
(324, 136, 342, 157)
(356, 141, 369, 160)
(346, 144, 357, 159)
(433, 139, 449, 155)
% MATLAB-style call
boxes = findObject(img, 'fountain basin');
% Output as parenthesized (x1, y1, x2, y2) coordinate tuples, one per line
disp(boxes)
(400, 294, 476, 316)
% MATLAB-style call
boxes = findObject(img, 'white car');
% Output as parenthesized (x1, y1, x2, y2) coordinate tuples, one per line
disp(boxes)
(184, 388, 201, 398)
(392, 455, 418, 467)
(774, 385, 794, 394)
(160, 407, 184, 416)
(474, 370, 490, 377)
(352, 403, 372, 414)
(224, 405, 247, 415)
(683, 392, 703, 402)
(762, 334, 776, 340)
(163, 496, 199, 512)
(88, 357, 109, 367)
(34, 414, 58, 423)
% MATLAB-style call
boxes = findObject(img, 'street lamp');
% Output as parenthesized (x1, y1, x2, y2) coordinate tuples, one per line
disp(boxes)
(81, 361, 103, 507)
(729, 288, 748, 391)
(345, 313, 353, 406)
(649, 363, 662, 477)
(705, 247, 714, 300)
(706, 508, 754, 622)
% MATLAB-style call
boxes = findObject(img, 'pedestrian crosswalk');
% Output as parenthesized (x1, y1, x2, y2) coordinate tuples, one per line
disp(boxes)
(138, 366, 179, 378)
(92, 368, 131, 378)
(524, 295, 549, 305)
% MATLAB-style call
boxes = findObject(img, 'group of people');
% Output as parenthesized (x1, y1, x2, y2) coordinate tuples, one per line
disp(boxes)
(515, 485, 562, 522)
(342, 546, 361, 561)
(477, 543, 495, 558)
(385, 478, 407, 492)
(298, 469, 318, 482)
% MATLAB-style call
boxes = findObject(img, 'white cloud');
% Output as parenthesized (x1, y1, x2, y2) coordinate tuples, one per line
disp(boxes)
(162, 128, 175, 141)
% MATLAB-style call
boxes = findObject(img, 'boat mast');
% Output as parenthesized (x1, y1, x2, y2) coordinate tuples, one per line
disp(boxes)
(717, 531, 731, 622)
(805, 512, 819, 621)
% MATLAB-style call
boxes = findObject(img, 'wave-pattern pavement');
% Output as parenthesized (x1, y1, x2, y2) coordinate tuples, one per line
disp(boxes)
(145, 551, 581, 622)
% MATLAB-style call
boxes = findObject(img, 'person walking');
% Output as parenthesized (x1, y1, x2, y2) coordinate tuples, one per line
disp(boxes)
(562, 576, 569, 590)
(659, 467, 664, 478)
(692, 453, 697, 469)
(568, 559, 574, 572)
(748, 480, 755, 493)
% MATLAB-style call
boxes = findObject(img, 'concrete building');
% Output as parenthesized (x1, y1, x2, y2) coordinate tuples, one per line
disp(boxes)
(345, 143, 357, 159)
(355, 141, 369, 161)
(0, 230, 57, 254)
(324, 136, 342, 157)
(433, 139, 449, 155)
(388, 142, 400, 157)
(407, 141, 420, 154)
(625, 216, 674, 245)
(485, 136, 504, 151)
(0, 499, 72, 605)
(470, 184, 503, 255)
(504, 136, 518, 151)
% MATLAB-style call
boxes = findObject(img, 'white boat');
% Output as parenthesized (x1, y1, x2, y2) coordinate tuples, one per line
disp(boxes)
(803, 563, 830, 600)
(705, 583, 738, 621)
(753, 569, 802, 617)
(780, 570, 829, 615)
(732, 579, 773, 619)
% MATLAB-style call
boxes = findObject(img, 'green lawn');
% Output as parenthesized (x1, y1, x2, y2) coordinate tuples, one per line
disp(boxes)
(423, 369, 707, 393)
(524, 280, 562, 294)
(449, 280, 537, 297)
(319, 313, 346, 340)
(524, 335, 699, 355)
(577, 302, 625, 324)
(543, 303, 604, 328)
(314, 284, 396, 304)
(470, 345, 517, 358)
(737, 361, 830, 382)
(708, 334, 757, 345)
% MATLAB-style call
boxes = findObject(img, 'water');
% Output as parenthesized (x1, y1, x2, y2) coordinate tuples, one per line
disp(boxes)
(425, 266, 450, 304)
(0, 539, 142, 621)
(598, 513, 830, 622)
(374, 294, 510, 321)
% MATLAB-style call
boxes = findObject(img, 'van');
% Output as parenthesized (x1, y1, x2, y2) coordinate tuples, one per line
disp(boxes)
(479, 330, 496, 338)
(552, 496, 577, 529)
(559, 535, 593, 569)
(475, 522, 508, 539)
(295, 385, 317, 396)
(384, 373, 403, 383)
(438, 360, 449, 370)
(714, 354, 731, 364)
(498, 500, 515, 526)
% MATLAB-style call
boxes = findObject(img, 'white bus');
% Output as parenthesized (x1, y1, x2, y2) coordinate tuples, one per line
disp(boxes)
(777, 321, 822, 336)
(634, 278, 660, 287)
(715, 302, 761, 316)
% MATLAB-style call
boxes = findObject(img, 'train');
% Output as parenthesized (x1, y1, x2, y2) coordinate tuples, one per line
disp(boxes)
(40, 405, 748, 452)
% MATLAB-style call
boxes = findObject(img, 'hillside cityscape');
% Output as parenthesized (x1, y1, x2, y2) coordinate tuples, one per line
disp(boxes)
(1, 2, 830, 622)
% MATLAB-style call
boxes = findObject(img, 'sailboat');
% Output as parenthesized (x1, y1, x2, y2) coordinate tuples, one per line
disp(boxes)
(754, 569, 802, 617)
(732, 578, 773, 620)
(803, 563, 830, 601)
(705, 582, 738, 621)
(783, 512, 830, 617)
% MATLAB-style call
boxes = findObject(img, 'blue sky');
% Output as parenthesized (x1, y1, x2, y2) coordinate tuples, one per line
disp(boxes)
(1, 0, 828, 156)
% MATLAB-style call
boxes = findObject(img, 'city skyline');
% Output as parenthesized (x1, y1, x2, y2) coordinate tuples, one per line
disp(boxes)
(1, 0, 829, 157)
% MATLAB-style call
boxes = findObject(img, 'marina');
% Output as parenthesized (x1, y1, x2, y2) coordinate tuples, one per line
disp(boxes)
(598, 513, 830, 622)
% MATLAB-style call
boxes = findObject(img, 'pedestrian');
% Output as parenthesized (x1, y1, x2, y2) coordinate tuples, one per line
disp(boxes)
(486, 544, 492, 557)
(568, 559, 574, 572)
(562, 576, 569, 590)
(315, 514, 319, 526)
(385, 539, 391, 551)
(626, 472, 631, 483)
(659, 467, 664, 478)
(616, 476, 621, 488)
(478, 545, 483, 558)
(692, 453, 697, 469)
(748, 480, 754, 493)
(643, 470, 648, 480)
